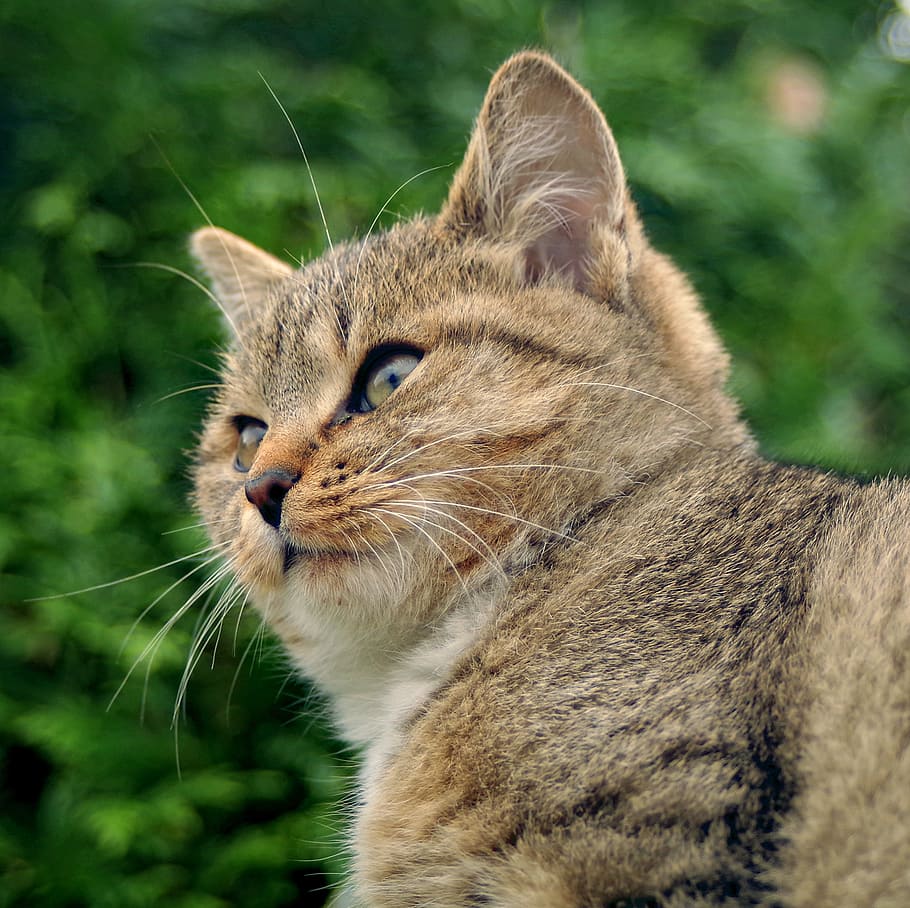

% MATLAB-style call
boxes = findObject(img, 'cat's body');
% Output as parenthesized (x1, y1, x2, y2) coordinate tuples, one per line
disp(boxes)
(190, 53, 910, 906)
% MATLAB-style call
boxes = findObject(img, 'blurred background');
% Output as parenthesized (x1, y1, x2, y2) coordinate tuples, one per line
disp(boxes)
(1, 1, 908, 905)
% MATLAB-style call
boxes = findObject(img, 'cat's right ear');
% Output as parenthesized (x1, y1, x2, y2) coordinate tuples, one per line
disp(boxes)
(190, 227, 293, 335)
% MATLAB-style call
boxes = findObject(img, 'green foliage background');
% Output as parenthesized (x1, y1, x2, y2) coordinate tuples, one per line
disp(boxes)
(1, 1, 908, 905)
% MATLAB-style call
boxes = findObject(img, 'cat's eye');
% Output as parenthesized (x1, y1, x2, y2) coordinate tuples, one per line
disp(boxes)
(233, 418, 267, 472)
(351, 345, 423, 413)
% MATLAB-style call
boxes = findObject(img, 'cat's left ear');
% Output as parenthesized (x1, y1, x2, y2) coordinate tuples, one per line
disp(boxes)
(438, 51, 628, 297)
(190, 227, 293, 334)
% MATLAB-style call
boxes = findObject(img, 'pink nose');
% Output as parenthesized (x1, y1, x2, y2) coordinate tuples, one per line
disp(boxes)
(244, 469, 299, 529)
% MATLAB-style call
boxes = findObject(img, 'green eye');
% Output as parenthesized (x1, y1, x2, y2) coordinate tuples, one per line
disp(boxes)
(354, 346, 423, 412)
(234, 419, 267, 472)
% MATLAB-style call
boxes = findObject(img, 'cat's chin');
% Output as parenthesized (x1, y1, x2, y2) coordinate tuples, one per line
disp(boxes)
(236, 541, 379, 593)
(232, 512, 405, 599)
(231, 509, 341, 587)
(282, 542, 364, 572)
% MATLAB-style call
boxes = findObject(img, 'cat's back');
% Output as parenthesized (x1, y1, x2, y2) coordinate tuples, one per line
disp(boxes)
(773, 477, 910, 906)
(356, 455, 910, 906)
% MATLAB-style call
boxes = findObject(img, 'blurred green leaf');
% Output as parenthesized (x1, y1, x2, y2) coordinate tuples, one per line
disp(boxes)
(1, 1, 908, 906)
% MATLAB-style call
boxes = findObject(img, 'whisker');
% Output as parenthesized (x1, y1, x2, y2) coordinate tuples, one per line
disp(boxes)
(549, 413, 709, 448)
(137, 561, 230, 722)
(383, 500, 505, 578)
(154, 383, 222, 404)
(258, 72, 335, 255)
(117, 548, 229, 659)
(208, 591, 236, 669)
(174, 721, 182, 780)
(116, 557, 230, 708)
(362, 427, 425, 474)
(565, 352, 657, 380)
(107, 557, 231, 711)
(226, 599, 260, 724)
(397, 469, 519, 513)
(362, 462, 605, 495)
(174, 579, 243, 725)
(161, 517, 234, 537)
(363, 510, 414, 579)
(171, 566, 240, 704)
(374, 428, 505, 475)
(167, 351, 223, 377)
(29, 542, 228, 601)
(352, 527, 399, 591)
(564, 381, 712, 429)
(151, 135, 215, 230)
(352, 163, 450, 307)
(393, 496, 578, 544)
(252, 609, 271, 668)
(115, 262, 246, 342)
(231, 589, 251, 656)
(150, 135, 257, 322)
(332, 522, 363, 569)
(371, 507, 471, 598)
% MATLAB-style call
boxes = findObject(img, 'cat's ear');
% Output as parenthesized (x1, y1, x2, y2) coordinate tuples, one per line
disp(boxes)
(439, 51, 628, 295)
(190, 227, 293, 334)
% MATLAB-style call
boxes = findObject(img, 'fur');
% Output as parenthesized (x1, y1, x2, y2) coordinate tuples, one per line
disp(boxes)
(190, 52, 910, 906)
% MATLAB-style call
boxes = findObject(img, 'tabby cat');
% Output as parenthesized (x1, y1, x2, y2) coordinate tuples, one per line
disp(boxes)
(190, 52, 910, 906)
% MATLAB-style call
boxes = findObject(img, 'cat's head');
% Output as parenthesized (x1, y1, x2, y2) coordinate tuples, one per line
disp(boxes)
(191, 51, 746, 680)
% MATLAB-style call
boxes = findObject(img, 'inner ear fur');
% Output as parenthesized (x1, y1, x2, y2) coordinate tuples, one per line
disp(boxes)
(438, 51, 629, 298)
(191, 226, 293, 335)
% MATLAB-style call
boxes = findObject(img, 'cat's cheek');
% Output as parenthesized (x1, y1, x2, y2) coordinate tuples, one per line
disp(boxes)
(231, 508, 286, 592)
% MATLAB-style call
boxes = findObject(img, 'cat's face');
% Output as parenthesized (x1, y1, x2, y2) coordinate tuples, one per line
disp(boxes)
(192, 52, 745, 673)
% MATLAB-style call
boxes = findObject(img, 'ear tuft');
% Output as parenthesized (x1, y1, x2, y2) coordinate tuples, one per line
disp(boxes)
(190, 226, 293, 334)
(440, 51, 627, 295)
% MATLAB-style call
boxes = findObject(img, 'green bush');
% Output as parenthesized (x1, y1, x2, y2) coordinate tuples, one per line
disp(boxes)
(1, 1, 908, 904)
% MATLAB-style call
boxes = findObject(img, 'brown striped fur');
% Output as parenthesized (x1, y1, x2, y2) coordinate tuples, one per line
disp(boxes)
(190, 52, 910, 906)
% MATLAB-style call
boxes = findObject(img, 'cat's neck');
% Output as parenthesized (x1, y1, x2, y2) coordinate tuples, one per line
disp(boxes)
(275, 443, 770, 775)
(356, 585, 505, 789)
(277, 579, 505, 788)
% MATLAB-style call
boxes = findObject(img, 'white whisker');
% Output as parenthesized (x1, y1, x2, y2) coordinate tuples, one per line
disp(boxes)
(393, 496, 578, 544)
(30, 543, 228, 601)
(151, 135, 256, 322)
(258, 72, 334, 255)
(374, 427, 505, 475)
(117, 548, 229, 659)
(258, 72, 355, 345)
(161, 517, 234, 537)
(231, 590, 251, 656)
(108, 554, 232, 711)
(384, 499, 505, 577)
(372, 506, 471, 598)
(566, 353, 656, 380)
(168, 352, 223, 377)
(352, 164, 450, 307)
(120, 262, 246, 342)
(564, 381, 712, 429)
(352, 526, 399, 591)
(363, 510, 414, 579)
(174, 582, 243, 724)
(225, 600, 260, 723)
(362, 427, 425, 474)
(154, 383, 222, 404)
(362, 462, 604, 495)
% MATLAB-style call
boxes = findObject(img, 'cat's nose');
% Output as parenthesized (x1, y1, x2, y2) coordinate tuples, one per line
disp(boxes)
(244, 469, 300, 529)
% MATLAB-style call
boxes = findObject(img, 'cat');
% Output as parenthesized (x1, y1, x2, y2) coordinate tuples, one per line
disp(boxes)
(189, 51, 910, 907)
